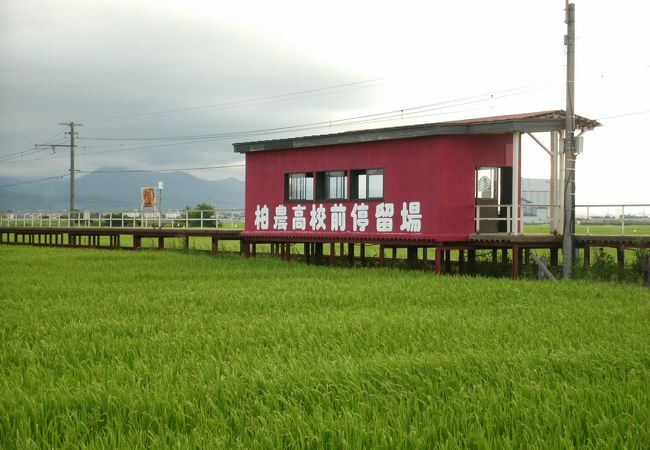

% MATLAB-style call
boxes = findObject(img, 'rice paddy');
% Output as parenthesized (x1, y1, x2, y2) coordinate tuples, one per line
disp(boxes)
(1, 246, 649, 448)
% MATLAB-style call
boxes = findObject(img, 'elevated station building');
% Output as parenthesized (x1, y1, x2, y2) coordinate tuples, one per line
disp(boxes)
(234, 110, 600, 247)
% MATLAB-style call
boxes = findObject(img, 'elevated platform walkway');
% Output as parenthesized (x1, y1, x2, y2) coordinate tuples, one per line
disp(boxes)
(1, 226, 648, 279)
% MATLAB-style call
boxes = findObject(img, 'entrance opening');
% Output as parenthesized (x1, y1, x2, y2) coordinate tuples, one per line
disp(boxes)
(475, 167, 512, 233)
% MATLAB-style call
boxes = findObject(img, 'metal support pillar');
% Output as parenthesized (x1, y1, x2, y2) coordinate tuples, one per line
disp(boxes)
(550, 131, 562, 234)
(512, 132, 520, 234)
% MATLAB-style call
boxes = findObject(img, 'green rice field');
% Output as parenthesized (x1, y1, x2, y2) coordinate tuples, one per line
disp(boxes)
(1, 246, 649, 448)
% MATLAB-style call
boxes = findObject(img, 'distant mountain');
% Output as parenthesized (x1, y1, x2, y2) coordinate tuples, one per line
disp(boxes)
(0, 168, 244, 211)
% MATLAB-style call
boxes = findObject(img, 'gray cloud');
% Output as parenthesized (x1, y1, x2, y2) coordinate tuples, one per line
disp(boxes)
(1, 0, 371, 180)
(3, 0, 650, 206)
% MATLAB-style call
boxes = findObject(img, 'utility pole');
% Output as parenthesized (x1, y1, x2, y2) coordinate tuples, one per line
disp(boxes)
(62, 122, 82, 213)
(562, 2, 576, 279)
(35, 121, 83, 216)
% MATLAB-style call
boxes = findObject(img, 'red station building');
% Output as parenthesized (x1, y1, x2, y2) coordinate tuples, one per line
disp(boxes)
(233, 111, 600, 272)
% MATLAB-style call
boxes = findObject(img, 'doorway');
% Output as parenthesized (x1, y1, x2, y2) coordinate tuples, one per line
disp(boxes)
(475, 167, 512, 233)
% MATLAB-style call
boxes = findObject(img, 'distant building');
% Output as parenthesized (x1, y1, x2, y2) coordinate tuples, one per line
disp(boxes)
(522, 178, 550, 224)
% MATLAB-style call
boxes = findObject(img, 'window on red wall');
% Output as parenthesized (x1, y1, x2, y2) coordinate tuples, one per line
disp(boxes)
(285, 173, 314, 201)
(316, 170, 348, 201)
(351, 169, 383, 200)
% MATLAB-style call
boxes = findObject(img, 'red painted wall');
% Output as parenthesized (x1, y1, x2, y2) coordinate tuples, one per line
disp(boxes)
(243, 133, 515, 242)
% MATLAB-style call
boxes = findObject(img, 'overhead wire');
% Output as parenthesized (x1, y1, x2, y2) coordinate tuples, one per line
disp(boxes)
(2, 77, 560, 166)
(3, 64, 642, 148)
(2, 63, 645, 196)
(596, 109, 650, 121)
(0, 139, 68, 162)
(0, 173, 70, 189)
(0, 129, 67, 162)
(0, 146, 40, 162)
(7, 76, 645, 185)
(78, 80, 560, 142)
(0, 77, 390, 162)
(0, 123, 60, 143)
(0, 163, 245, 189)
(79, 77, 389, 122)
(2, 82, 558, 166)
(0, 82, 560, 166)
(0, 162, 246, 189)
(78, 162, 245, 174)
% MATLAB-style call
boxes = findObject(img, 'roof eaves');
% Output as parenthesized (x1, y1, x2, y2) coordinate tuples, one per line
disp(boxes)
(233, 111, 601, 153)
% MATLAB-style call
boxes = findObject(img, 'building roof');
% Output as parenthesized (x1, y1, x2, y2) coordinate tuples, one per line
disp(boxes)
(233, 110, 601, 153)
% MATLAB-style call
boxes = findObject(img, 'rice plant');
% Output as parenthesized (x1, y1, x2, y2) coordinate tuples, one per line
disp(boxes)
(1, 246, 649, 448)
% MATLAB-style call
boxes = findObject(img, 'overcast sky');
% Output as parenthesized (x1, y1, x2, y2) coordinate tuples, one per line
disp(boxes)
(1, 0, 649, 205)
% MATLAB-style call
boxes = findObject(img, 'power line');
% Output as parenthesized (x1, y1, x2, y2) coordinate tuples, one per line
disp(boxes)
(3, 66, 640, 148)
(0, 163, 244, 189)
(0, 78, 387, 155)
(0, 129, 67, 160)
(0, 173, 70, 189)
(6, 100, 649, 169)
(0, 147, 42, 162)
(78, 162, 245, 174)
(0, 76, 563, 163)
(596, 109, 650, 121)
(0, 83, 560, 166)
(77, 81, 560, 143)
(8, 83, 645, 169)
(0, 163, 245, 189)
(80, 77, 389, 122)
(0, 142, 67, 163)
(4, 101, 521, 164)
(0, 124, 60, 143)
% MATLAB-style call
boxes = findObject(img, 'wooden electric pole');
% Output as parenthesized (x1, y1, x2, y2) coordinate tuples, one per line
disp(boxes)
(562, 2, 576, 279)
